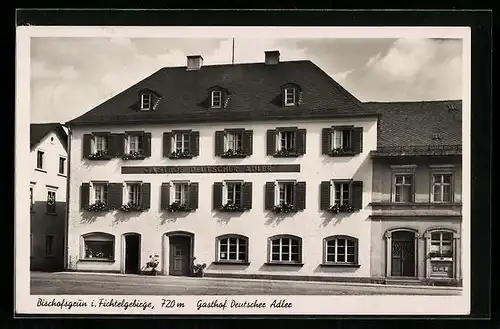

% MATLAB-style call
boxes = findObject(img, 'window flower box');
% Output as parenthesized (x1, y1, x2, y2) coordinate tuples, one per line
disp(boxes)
(120, 201, 144, 212)
(219, 202, 245, 212)
(169, 149, 193, 159)
(429, 251, 453, 261)
(273, 148, 301, 158)
(327, 203, 354, 213)
(167, 201, 191, 212)
(221, 148, 247, 158)
(271, 202, 297, 214)
(87, 201, 109, 212)
(329, 148, 356, 157)
(122, 151, 145, 160)
(87, 150, 111, 160)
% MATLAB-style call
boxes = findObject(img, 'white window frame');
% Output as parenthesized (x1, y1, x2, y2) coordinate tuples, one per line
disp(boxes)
(172, 132, 190, 153)
(276, 130, 296, 151)
(171, 181, 190, 204)
(45, 234, 55, 257)
(324, 236, 357, 264)
(217, 235, 248, 262)
(224, 131, 243, 152)
(393, 173, 414, 203)
(431, 173, 453, 203)
(140, 93, 152, 110)
(94, 135, 108, 153)
(58, 156, 67, 175)
(90, 181, 109, 205)
(275, 180, 296, 205)
(82, 233, 115, 261)
(269, 236, 301, 263)
(211, 91, 222, 108)
(332, 180, 351, 206)
(284, 88, 296, 106)
(332, 129, 352, 150)
(126, 135, 141, 153)
(36, 150, 45, 170)
(429, 231, 454, 259)
(124, 182, 142, 205)
(223, 180, 243, 205)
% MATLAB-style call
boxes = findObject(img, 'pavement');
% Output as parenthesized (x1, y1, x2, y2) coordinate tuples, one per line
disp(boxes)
(30, 271, 462, 296)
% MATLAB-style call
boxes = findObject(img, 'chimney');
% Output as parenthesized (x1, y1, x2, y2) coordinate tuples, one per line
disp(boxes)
(265, 50, 280, 65)
(187, 55, 203, 70)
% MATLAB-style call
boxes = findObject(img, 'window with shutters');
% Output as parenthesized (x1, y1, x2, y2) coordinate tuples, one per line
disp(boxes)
(211, 91, 222, 108)
(167, 131, 198, 159)
(268, 128, 305, 157)
(221, 181, 244, 212)
(225, 132, 242, 153)
(332, 128, 352, 152)
(174, 133, 190, 153)
(46, 190, 56, 214)
(323, 126, 363, 156)
(85, 134, 111, 160)
(321, 180, 362, 213)
(82, 232, 115, 261)
(216, 234, 249, 263)
(324, 236, 358, 265)
(284, 88, 296, 106)
(266, 180, 305, 213)
(140, 93, 152, 110)
(174, 182, 189, 205)
(36, 150, 45, 170)
(126, 183, 141, 205)
(93, 182, 108, 204)
(216, 129, 252, 158)
(268, 235, 302, 264)
(124, 134, 144, 158)
(393, 174, 414, 203)
(279, 130, 295, 151)
(120, 182, 147, 211)
(278, 182, 294, 205)
(165, 181, 197, 212)
(431, 173, 453, 203)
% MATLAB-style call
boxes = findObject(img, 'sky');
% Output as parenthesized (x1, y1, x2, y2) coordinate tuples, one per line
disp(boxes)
(30, 37, 463, 124)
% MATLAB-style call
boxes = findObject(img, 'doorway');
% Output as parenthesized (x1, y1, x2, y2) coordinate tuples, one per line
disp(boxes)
(125, 234, 141, 274)
(391, 231, 416, 277)
(169, 235, 191, 276)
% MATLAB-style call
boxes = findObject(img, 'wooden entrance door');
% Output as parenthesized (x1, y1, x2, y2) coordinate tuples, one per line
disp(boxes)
(169, 236, 191, 276)
(391, 231, 415, 277)
(125, 234, 140, 274)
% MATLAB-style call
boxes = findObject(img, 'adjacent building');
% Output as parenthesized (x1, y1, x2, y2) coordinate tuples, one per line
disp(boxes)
(30, 123, 68, 271)
(65, 51, 381, 281)
(365, 100, 462, 286)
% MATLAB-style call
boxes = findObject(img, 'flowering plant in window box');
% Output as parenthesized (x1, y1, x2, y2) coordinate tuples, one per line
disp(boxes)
(122, 151, 145, 160)
(169, 149, 192, 159)
(221, 148, 247, 158)
(87, 150, 111, 160)
(120, 201, 144, 212)
(167, 201, 191, 212)
(220, 202, 244, 212)
(329, 148, 355, 156)
(87, 201, 108, 212)
(271, 202, 297, 213)
(327, 203, 354, 213)
(274, 148, 300, 157)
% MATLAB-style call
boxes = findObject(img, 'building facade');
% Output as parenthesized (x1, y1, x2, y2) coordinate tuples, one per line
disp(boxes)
(30, 123, 68, 271)
(65, 51, 382, 281)
(365, 101, 463, 286)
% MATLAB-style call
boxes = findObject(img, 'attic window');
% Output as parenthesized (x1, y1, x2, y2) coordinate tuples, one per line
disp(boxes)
(211, 91, 222, 108)
(141, 94, 152, 110)
(284, 88, 296, 106)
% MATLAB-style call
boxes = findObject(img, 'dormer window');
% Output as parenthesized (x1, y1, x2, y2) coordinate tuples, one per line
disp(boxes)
(141, 93, 152, 110)
(211, 91, 222, 108)
(284, 88, 296, 106)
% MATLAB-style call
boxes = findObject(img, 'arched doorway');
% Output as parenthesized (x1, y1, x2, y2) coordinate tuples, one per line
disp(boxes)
(163, 231, 194, 276)
(123, 233, 141, 274)
(390, 230, 416, 277)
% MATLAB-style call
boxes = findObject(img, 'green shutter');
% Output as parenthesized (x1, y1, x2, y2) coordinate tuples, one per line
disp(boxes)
(213, 182, 223, 210)
(265, 182, 275, 210)
(352, 127, 363, 154)
(107, 183, 123, 209)
(189, 182, 199, 210)
(322, 128, 332, 155)
(351, 181, 363, 210)
(83, 134, 92, 158)
(163, 132, 172, 158)
(320, 181, 331, 210)
(80, 183, 90, 210)
(296, 129, 306, 154)
(143, 133, 152, 157)
(266, 130, 276, 155)
(161, 183, 170, 210)
(189, 131, 200, 156)
(294, 181, 306, 210)
(214, 131, 225, 156)
(141, 183, 151, 209)
(242, 182, 252, 210)
(243, 130, 253, 155)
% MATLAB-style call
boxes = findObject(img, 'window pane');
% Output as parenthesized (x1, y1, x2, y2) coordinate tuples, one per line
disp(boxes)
(404, 175, 412, 185)
(238, 252, 246, 261)
(443, 185, 451, 202)
(431, 232, 441, 240)
(290, 253, 299, 262)
(442, 232, 453, 241)
(85, 241, 114, 259)
(395, 176, 403, 184)
(434, 175, 443, 183)
(346, 254, 355, 263)
(271, 253, 280, 261)
(443, 174, 452, 184)
(402, 186, 412, 202)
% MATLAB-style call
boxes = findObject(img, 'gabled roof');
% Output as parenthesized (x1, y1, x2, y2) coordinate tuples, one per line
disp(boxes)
(67, 60, 378, 126)
(363, 100, 462, 153)
(30, 123, 68, 150)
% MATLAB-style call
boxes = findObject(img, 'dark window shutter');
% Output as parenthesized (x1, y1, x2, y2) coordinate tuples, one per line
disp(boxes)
(265, 182, 275, 210)
(141, 183, 151, 209)
(354, 239, 359, 264)
(294, 181, 306, 210)
(189, 131, 200, 156)
(322, 128, 332, 155)
(83, 134, 92, 158)
(163, 132, 172, 157)
(189, 182, 199, 210)
(143, 133, 152, 157)
(243, 130, 253, 155)
(80, 183, 90, 210)
(214, 131, 225, 156)
(351, 181, 363, 210)
(242, 182, 252, 210)
(108, 133, 125, 157)
(266, 129, 276, 155)
(213, 182, 223, 210)
(107, 183, 123, 209)
(296, 129, 306, 154)
(320, 181, 331, 210)
(352, 127, 363, 154)
(161, 183, 170, 210)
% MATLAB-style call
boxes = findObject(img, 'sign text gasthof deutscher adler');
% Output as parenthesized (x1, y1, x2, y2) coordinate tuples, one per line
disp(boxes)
(121, 164, 300, 174)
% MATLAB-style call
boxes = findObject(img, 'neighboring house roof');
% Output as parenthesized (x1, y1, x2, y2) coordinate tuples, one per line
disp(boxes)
(30, 123, 68, 150)
(67, 60, 378, 126)
(363, 100, 462, 154)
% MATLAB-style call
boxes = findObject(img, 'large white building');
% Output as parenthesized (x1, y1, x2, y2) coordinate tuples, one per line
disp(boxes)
(65, 51, 380, 281)
(30, 123, 68, 271)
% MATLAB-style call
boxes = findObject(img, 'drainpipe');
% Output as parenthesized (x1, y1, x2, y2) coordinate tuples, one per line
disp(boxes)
(62, 123, 72, 271)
